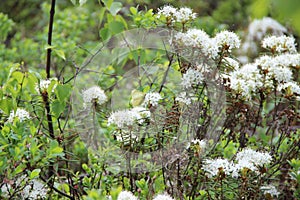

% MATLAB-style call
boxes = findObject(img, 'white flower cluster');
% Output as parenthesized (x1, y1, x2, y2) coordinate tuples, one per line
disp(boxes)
(181, 68, 204, 88)
(248, 17, 287, 41)
(82, 86, 107, 107)
(278, 82, 300, 96)
(255, 53, 300, 83)
(175, 29, 218, 58)
(116, 191, 174, 200)
(262, 35, 297, 54)
(8, 108, 30, 123)
(202, 158, 234, 178)
(228, 64, 263, 99)
(117, 191, 137, 200)
(157, 5, 196, 24)
(187, 139, 207, 155)
(191, 139, 207, 148)
(234, 148, 272, 175)
(35, 78, 57, 93)
(175, 29, 240, 58)
(202, 148, 272, 178)
(143, 92, 162, 107)
(176, 7, 197, 23)
(241, 17, 287, 57)
(228, 47, 300, 99)
(1, 176, 47, 199)
(214, 30, 241, 52)
(175, 92, 192, 105)
(108, 107, 151, 129)
(153, 193, 175, 200)
(260, 185, 280, 197)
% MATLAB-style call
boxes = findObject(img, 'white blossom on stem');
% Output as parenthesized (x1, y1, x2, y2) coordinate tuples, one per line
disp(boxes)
(260, 185, 280, 198)
(117, 191, 137, 200)
(214, 30, 241, 52)
(8, 108, 31, 123)
(262, 35, 297, 54)
(181, 68, 203, 88)
(82, 86, 107, 107)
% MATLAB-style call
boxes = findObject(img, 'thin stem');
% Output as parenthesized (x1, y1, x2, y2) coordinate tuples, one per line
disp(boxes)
(45, 0, 56, 188)
(159, 54, 174, 93)
(252, 90, 263, 136)
(46, 0, 56, 79)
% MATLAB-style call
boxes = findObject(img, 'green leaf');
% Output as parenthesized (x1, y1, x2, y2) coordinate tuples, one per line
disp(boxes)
(100, 27, 111, 41)
(54, 49, 66, 60)
(44, 44, 56, 50)
(98, 7, 106, 25)
(130, 7, 138, 15)
(49, 140, 64, 157)
(108, 21, 124, 34)
(12, 71, 24, 84)
(14, 164, 26, 175)
(51, 100, 66, 118)
(55, 84, 71, 101)
(30, 169, 41, 179)
(102, 0, 113, 9)
(0, 99, 13, 114)
(109, 2, 122, 16)
(51, 146, 63, 154)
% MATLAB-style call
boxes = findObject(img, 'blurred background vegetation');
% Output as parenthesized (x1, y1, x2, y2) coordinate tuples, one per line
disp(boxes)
(0, 0, 300, 89)
(1, 0, 300, 37)
(0, 0, 299, 88)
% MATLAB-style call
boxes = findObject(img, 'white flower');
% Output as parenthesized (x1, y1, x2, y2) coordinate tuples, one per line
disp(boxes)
(188, 139, 207, 154)
(175, 29, 218, 58)
(223, 57, 240, 71)
(157, 5, 177, 21)
(82, 86, 107, 107)
(242, 17, 287, 55)
(228, 64, 262, 99)
(117, 191, 137, 200)
(248, 17, 287, 41)
(107, 109, 137, 128)
(274, 53, 300, 68)
(35, 78, 57, 93)
(214, 30, 241, 51)
(108, 107, 151, 128)
(131, 106, 151, 124)
(235, 148, 272, 172)
(181, 68, 203, 88)
(191, 139, 206, 148)
(153, 193, 174, 200)
(272, 66, 293, 83)
(202, 158, 234, 178)
(8, 108, 30, 123)
(255, 55, 294, 83)
(143, 92, 162, 107)
(175, 92, 192, 105)
(176, 7, 197, 23)
(262, 35, 297, 54)
(278, 82, 300, 95)
(260, 185, 280, 197)
(157, 6, 196, 24)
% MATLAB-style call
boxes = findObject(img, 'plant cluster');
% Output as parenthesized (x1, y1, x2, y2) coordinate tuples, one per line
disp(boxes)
(0, 1, 299, 200)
